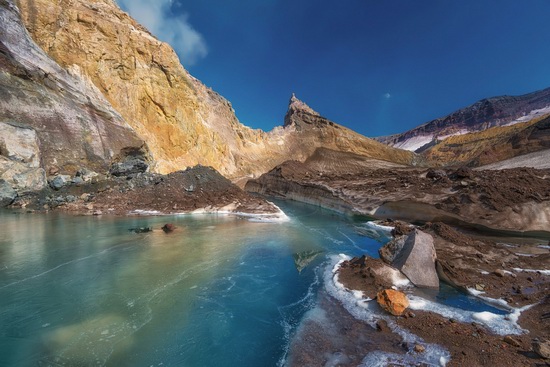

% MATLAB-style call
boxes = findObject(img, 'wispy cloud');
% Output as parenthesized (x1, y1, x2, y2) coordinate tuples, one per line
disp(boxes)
(116, 0, 207, 66)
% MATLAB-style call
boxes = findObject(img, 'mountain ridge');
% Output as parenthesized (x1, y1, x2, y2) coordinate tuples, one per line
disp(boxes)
(377, 87, 550, 152)
(13, 0, 415, 182)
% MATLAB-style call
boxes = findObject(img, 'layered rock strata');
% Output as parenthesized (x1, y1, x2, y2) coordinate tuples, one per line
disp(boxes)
(246, 153, 550, 234)
(1, 0, 144, 196)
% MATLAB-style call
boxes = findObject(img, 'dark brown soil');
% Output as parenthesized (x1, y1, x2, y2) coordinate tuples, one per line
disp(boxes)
(395, 310, 547, 367)
(247, 157, 550, 233)
(286, 291, 407, 367)
(426, 223, 550, 307)
(13, 165, 278, 216)
(336, 223, 550, 367)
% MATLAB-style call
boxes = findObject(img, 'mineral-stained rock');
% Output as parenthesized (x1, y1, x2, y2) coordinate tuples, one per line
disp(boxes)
(376, 289, 409, 316)
(380, 229, 439, 288)
(16, 0, 414, 180)
(0, 0, 145, 183)
(0, 179, 17, 207)
(338, 256, 410, 299)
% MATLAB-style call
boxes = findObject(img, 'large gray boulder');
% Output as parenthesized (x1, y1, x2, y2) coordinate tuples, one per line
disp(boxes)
(0, 179, 17, 207)
(379, 229, 439, 288)
(109, 158, 148, 177)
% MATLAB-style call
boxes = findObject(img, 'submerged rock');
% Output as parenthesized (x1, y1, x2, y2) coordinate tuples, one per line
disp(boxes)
(379, 229, 439, 288)
(376, 289, 409, 316)
(162, 223, 176, 233)
(293, 250, 323, 273)
(129, 227, 152, 234)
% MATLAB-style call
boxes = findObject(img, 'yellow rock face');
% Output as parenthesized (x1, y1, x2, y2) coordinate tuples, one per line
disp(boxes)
(16, 0, 415, 180)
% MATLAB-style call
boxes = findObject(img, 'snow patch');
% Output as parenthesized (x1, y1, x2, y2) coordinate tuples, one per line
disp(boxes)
(408, 295, 529, 335)
(392, 135, 434, 152)
(512, 268, 550, 276)
(504, 105, 550, 126)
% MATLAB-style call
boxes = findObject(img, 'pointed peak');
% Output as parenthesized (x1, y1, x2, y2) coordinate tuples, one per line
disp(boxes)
(287, 93, 319, 117)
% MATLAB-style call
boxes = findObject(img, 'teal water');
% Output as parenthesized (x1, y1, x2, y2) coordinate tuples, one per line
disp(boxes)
(0, 202, 503, 367)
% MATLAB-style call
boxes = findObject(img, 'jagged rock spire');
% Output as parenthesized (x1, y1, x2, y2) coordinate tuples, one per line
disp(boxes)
(284, 93, 320, 127)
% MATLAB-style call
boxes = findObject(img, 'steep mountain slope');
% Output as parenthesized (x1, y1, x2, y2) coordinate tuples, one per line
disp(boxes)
(16, 0, 264, 176)
(423, 114, 550, 167)
(0, 0, 144, 192)
(378, 87, 550, 152)
(15, 0, 415, 180)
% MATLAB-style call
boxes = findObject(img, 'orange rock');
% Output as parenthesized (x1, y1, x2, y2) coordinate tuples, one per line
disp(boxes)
(377, 289, 409, 316)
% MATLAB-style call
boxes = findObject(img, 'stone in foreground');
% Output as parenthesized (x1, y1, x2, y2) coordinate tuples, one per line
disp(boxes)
(533, 339, 550, 359)
(377, 289, 409, 316)
(380, 229, 439, 288)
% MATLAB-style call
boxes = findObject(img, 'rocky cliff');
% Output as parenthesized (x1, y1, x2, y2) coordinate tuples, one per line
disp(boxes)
(0, 0, 144, 194)
(377, 87, 550, 153)
(15, 0, 415, 182)
(423, 114, 550, 167)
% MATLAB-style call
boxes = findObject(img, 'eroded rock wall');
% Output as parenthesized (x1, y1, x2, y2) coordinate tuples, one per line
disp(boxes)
(0, 0, 144, 194)
(16, 0, 416, 181)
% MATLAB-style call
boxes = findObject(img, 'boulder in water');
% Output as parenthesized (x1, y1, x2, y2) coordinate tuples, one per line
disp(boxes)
(162, 223, 176, 233)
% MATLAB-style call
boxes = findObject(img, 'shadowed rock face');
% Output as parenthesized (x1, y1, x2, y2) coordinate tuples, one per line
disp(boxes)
(0, 0, 144, 192)
(15, 0, 415, 181)
(379, 229, 439, 289)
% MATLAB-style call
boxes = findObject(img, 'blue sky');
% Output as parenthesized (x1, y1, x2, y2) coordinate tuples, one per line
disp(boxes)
(117, 0, 550, 137)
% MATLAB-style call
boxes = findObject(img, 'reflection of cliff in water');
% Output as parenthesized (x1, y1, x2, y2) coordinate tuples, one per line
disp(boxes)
(293, 250, 323, 273)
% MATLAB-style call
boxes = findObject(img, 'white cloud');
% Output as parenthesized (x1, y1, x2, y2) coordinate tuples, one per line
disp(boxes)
(116, 0, 207, 66)
(384, 92, 391, 99)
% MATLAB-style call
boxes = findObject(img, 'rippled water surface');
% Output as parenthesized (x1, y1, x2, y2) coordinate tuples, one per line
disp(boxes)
(0, 203, 383, 367)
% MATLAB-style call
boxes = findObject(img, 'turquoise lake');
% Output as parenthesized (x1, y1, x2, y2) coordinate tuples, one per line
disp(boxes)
(0, 202, 505, 367)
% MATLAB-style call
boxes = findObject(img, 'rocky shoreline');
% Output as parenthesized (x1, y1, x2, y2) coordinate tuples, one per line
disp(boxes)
(246, 148, 550, 236)
(286, 221, 550, 366)
(245, 152, 550, 366)
(2, 165, 286, 220)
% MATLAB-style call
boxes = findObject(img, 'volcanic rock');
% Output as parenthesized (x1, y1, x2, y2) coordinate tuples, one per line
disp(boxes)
(110, 159, 148, 177)
(377, 87, 550, 154)
(49, 176, 68, 191)
(0, 179, 17, 207)
(0, 0, 145, 186)
(379, 229, 439, 288)
(338, 255, 410, 299)
(376, 289, 409, 316)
